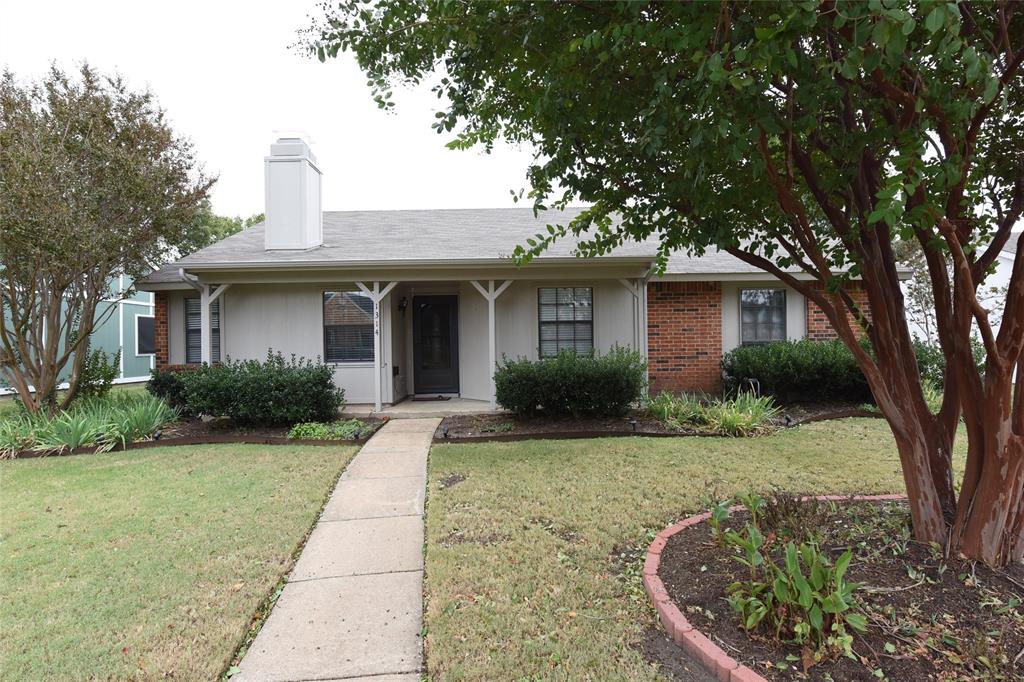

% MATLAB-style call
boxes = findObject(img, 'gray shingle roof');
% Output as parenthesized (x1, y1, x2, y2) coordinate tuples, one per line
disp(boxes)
(142, 207, 886, 285)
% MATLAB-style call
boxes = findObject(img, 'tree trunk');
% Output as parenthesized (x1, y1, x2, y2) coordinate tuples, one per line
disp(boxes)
(886, 417, 951, 546)
(950, 427, 1024, 566)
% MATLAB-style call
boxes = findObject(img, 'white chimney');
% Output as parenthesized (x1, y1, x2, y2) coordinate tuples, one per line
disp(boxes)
(264, 136, 323, 250)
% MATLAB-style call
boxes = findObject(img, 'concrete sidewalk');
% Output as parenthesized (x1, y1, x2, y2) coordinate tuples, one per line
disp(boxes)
(235, 418, 440, 682)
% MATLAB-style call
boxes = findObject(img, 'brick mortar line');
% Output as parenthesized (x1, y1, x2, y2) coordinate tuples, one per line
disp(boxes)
(642, 494, 907, 682)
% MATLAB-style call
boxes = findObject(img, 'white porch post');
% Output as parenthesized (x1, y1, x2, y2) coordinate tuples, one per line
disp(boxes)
(200, 285, 212, 364)
(470, 279, 512, 409)
(199, 283, 232, 364)
(356, 281, 398, 412)
(618, 278, 643, 351)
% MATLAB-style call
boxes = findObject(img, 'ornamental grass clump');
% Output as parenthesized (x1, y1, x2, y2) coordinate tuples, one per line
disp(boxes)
(0, 393, 178, 457)
(645, 391, 779, 436)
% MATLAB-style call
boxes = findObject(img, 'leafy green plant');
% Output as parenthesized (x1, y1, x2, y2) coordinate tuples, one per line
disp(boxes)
(494, 346, 646, 417)
(708, 499, 732, 546)
(724, 523, 866, 657)
(288, 419, 368, 441)
(921, 380, 943, 415)
(480, 421, 514, 433)
(645, 391, 704, 426)
(76, 348, 121, 401)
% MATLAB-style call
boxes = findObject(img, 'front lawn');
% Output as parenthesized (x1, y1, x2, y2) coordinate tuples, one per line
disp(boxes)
(424, 418, 967, 681)
(1, 443, 357, 680)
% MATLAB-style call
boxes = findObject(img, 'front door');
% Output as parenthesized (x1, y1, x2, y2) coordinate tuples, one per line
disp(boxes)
(413, 295, 459, 394)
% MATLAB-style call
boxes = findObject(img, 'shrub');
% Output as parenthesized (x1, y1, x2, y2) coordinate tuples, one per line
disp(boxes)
(722, 338, 986, 403)
(288, 419, 369, 440)
(645, 391, 779, 436)
(77, 348, 121, 400)
(494, 346, 646, 417)
(721, 339, 869, 402)
(177, 351, 344, 425)
(146, 364, 199, 412)
(912, 339, 946, 388)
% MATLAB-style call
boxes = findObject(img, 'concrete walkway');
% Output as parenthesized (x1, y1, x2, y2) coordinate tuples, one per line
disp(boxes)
(235, 418, 440, 682)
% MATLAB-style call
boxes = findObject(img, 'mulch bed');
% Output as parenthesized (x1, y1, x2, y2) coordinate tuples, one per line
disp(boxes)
(436, 411, 679, 441)
(657, 499, 1024, 681)
(435, 402, 880, 442)
(161, 416, 387, 440)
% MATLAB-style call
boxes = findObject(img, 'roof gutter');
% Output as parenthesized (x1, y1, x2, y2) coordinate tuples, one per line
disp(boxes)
(174, 255, 657, 271)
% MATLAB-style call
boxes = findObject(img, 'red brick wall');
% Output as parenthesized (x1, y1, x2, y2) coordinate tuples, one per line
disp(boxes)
(154, 291, 169, 369)
(805, 284, 870, 340)
(647, 281, 722, 394)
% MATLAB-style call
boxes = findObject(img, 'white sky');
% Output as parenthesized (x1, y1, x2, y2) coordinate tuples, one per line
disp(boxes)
(0, 0, 537, 218)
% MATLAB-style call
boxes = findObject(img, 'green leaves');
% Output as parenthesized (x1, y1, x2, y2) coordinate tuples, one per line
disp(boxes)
(724, 521, 868, 651)
(924, 6, 946, 34)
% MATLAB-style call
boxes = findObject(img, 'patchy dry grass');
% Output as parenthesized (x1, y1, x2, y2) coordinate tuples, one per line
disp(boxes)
(424, 418, 967, 681)
(0, 444, 357, 680)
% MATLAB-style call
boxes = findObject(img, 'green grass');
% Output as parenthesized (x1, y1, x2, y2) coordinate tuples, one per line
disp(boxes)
(424, 418, 968, 681)
(0, 443, 357, 680)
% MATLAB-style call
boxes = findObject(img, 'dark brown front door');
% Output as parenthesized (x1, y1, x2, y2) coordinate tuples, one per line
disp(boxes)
(412, 295, 459, 394)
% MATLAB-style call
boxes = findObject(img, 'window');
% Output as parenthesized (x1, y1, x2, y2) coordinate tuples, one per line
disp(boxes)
(136, 315, 156, 356)
(185, 298, 220, 364)
(538, 287, 594, 357)
(740, 288, 786, 343)
(324, 291, 374, 362)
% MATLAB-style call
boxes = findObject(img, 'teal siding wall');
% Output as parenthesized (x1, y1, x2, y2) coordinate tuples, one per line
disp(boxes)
(0, 275, 155, 393)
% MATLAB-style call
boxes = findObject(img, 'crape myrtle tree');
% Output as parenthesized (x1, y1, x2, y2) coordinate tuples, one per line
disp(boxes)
(0, 65, 212, 413)
(309, 1, 1024, 565)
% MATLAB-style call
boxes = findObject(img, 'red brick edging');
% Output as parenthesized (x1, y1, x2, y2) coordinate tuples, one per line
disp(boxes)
(642, 494, 907, 682)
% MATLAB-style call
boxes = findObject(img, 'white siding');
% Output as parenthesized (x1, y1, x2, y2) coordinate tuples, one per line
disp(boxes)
(162, 278, 641, 405)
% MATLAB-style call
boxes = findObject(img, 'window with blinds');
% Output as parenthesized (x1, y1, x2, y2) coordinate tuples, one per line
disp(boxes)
(185, 298, 220, 363)
(740, 288, 786, 343)
(538, 287, 594, 358)
(323, 291, 374, 362)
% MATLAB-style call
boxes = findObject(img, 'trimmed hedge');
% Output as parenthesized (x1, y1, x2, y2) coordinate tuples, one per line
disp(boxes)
(494, 346, 646, 417)
(147, 351, 344, 425)
(721, 338, 955, 402)
(721, 339, 870, 402)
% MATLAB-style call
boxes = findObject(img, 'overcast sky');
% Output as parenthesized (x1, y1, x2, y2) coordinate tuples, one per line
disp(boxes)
(0, 0, 536, 218)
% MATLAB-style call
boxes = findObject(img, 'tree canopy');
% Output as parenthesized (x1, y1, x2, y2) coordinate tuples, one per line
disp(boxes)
(0, 64, 213, 411)
(309, 1, 1024, 565)
(178, 205, 264, 258)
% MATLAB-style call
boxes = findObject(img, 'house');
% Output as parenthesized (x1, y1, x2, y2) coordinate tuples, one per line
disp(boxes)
(1, 276, 156, 396)
(139, 137, 867, 410)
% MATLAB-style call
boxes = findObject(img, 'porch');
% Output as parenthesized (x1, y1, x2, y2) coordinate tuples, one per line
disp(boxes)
(342, 396, 496, 419)
(165, 266, 652, 413)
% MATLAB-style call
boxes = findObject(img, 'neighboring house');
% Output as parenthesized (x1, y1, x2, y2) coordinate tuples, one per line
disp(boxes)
(0, 276, 156, 396)
(139, 137, 872, 410)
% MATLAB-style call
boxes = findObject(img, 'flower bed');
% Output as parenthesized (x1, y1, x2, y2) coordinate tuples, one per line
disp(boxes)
(645, 496, 1024, 681)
